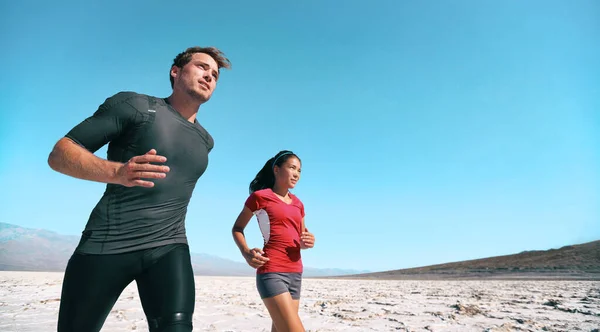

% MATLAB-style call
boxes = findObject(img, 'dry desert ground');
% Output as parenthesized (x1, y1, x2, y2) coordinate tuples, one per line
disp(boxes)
(0, 271, 598, 331)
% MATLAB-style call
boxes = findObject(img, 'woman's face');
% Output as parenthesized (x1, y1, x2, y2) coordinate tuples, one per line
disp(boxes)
(274, 156, 302, 189)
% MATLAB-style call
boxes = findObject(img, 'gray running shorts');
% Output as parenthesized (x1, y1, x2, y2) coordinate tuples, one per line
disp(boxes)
(256, 272, 302, 300)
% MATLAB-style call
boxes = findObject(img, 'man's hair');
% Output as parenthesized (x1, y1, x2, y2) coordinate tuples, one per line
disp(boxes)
(170, 46, 232, 87)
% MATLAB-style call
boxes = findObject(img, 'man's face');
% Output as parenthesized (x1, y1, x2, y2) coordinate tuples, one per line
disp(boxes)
(171, 52, 220, 103)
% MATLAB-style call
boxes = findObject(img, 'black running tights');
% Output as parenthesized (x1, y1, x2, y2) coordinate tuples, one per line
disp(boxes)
(57, 243, 195, 332)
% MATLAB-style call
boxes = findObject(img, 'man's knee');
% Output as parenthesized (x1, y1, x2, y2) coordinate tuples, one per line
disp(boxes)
(147, 312, 193, 332)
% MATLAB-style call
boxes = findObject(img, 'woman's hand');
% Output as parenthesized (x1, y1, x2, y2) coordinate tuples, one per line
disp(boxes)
(244, 248, 270, 268)
(300, 230, 315, 249)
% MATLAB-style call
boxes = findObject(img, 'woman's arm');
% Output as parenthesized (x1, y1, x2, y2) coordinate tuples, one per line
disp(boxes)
(300, 218, 315, 249)
(232, 206, 270, 268)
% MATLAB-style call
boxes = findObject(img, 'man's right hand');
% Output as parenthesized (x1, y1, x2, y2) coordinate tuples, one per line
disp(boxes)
(116, 149, 170, 188)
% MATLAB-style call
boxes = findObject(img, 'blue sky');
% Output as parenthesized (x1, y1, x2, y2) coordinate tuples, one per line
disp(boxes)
(1, 0, 598, 272)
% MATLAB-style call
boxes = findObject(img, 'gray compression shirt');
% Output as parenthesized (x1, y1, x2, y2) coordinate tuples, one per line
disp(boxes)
(65, 91, 214, 254)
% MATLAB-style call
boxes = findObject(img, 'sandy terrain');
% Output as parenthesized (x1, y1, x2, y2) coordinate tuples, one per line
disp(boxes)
(0, 271, 598, 331)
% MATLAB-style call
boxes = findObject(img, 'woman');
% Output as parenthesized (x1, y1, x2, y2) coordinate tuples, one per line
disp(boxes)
(232, 150, 315, 332)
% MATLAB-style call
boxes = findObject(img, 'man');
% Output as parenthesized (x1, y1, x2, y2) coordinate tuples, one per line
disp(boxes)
(48, 46, 231, 332)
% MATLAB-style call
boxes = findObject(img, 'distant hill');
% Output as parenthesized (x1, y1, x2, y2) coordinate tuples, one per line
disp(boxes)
(341, 240, 600, 280)
(0, 222, 81, 271)
(0, 222, 367, 277)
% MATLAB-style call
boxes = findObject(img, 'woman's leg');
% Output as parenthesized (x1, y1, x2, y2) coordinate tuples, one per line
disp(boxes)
(257, 272, 304, 332)
(269, 298, 301, 332)
(263, 292, 304, 332)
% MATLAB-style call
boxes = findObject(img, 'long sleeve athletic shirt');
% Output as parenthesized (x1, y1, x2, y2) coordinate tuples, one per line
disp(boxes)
(65, 91, 214, 254)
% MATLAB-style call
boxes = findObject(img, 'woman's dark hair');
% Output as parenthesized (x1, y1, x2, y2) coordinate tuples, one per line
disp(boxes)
(249, 150, 301, 193)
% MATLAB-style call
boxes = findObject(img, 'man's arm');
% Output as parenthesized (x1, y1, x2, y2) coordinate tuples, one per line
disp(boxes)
(48, 93, 169, 187)
(48, 137, 122, 184)
(48, 139, 169, 187)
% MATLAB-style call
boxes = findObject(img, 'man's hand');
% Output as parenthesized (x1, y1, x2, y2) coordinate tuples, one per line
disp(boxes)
(243, 248, 270, 268)
(301, 230, 315, 249)
(116, 149, 170, 188)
